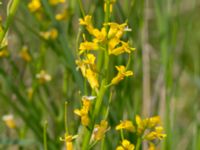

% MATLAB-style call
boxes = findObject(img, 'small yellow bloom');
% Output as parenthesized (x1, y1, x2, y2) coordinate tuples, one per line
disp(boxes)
(116, 139, 135, 150)
(116, 120, 135, 132)
(49, 0, 65, 5)
(85, 68, 99, 89)
(2, 114, 16, 129)
(109, 41, 135, 55)
(55, 10, 68, 21)
(28, 0, 41, 12)
(93, 120, 109, 141)
(79, 41, 99, 54)
(19, 46, 32, 62)
(60, 134, 78, 150)
(144, 126, 166, 141)
(92, 27, 107, 43)
(111, 66, 133, 85)
(40, 28, 58, 40)
(106, 22, 127, 39)
(74, 96, 95, 126)
(36, 70, 52, 83)
(0, 49, 9, 58)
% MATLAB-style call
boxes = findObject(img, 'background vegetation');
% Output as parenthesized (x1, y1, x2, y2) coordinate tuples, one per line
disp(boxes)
(0, 0, 200, 149)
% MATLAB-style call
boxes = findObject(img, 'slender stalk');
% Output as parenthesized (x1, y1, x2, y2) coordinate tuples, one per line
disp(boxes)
(82, 1, 111, 149)
(43, 121, 48, 150)
(0, 0, 20, 44)
(135, 138, 142, 150)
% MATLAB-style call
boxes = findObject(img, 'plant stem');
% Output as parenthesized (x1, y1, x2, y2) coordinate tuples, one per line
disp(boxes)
(43, 121, 48, 150)
(0, 0, 20, 44)
(135, 138, 141, 150)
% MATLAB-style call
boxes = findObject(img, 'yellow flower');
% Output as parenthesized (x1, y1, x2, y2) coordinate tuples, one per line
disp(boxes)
(148, 142, 156, 150)
(79, 15, 94, 34)
(92, 27, 107, 43)
(49, 0, 65, 5)
(60, 134, 78, 150)
(144, 126, 167, 141)
(76, 59, 87, 77)
(2, 114, 16, 129)
(0, 49, 9, 58)
(74, 96, 95, 126)
(109, 41, 135, 55)
(55, 10, 68, 21)
(36, 70, 52, 83)
(79, 41, 99, 54)
(111, 66, 133, 85)
(85, 68, 99, 89)
(28, 0, 41, 12)
(19, 46, 32, 62)
(40, 28, 58, 40)
(116, 120, 135, 132)
(93, 120, 109, 141)
(116, 139, 135, 150)
(106, 22, 127, 39)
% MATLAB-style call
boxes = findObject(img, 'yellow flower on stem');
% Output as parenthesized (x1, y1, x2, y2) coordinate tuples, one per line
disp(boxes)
(40, 28, 58, 40)
(55, 10, 68, 21)
(111, 66, 133, 85)
(74, 96, 95, 126)
(85, 68, 99, 89)
(36, 70, 52, 83)
(28, 0, 41, 12)
(79, 41, 99, 54)
(92, 27, 107, 43)
(116, 120, 135, 132)
(2, 114, 16, 129)
(106, 22, 127, 39)
(148, 142, 156, 150)
(48, 0, 65, 5)
(93, 120, 109, 141)
(144, 126, 167, 141)
(60, 134, 78, 150)
(116, 139, 135, 150)
(109, 41, 135, 55)
(79, 15, 94, 34)
(19, 46, 32, 62)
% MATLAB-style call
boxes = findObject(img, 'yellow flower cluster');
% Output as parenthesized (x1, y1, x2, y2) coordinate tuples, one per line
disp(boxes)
(92, 120, 109, 141)
(77, 15, 135, 89)
(74, 96, 95, 126)
(116, 139, 135, 150)
(115, 115, 166, 149)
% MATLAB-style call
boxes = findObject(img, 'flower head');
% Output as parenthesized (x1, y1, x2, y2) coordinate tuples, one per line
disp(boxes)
(111, 66, 133, 85)
(2, 114, 16, 129)
(116, 139, 135, 150)
(116, 120, 135, 132)
(60, 134, 78, 150)
(93, 120, 109, 141)
(28, 0, 41, 12)
(19, 46, 32, 62)
(36, 70, 52, 83)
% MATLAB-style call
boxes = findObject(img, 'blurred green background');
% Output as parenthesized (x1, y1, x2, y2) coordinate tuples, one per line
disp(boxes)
(0, 0, 200, 149)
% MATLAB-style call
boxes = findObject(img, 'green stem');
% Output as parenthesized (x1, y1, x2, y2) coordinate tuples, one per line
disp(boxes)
(78, 0, 85, 17)
(43, 121, 48, 150)
(0, 0, 20, 44)
(135, 138, 142, 150)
